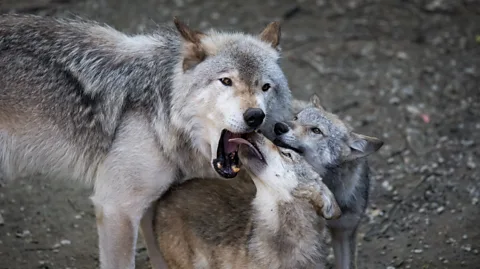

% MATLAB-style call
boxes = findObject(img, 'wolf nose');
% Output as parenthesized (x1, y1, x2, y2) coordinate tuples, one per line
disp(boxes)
(243, 108, 265, 129)
(274, 122, 289, 135)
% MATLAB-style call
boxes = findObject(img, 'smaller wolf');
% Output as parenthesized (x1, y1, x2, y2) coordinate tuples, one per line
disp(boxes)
(273, 95, 384, 269)
(154, 132, 341, 269)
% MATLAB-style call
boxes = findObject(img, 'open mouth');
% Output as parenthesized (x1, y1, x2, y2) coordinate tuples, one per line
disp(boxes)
(273, 138, 303, 154)
(212, 130, 264, 178)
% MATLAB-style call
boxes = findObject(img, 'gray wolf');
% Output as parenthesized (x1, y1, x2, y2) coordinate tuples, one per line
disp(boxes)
(0, 14, 293, 269)
(154, 132, 341, 269)
(273, 95, 384, 269)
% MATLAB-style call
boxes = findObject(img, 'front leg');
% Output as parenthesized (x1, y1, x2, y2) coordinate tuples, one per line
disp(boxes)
(292, 181, 341, 220)
(91, 118, 176, 269)
(91, 198, 138, 269)
(330, 227, 358, 269)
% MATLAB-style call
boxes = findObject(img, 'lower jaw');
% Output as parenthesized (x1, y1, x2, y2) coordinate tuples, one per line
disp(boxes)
(212, 158, 241, 178)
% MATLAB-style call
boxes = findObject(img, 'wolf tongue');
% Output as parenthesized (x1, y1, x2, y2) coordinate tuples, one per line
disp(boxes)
(224, 132, 241, 154)
(228, 138, 263, 160)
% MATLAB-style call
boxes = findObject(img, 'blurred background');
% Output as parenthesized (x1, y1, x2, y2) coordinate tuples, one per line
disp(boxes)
(0, 0, 479, 268)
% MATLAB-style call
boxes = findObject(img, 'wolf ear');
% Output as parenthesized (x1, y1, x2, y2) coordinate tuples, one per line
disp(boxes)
(174, 17, 207, 71)
(309, 94, 326, 111)
(259, 21, 281, 49)
(345, 133, 384, 161)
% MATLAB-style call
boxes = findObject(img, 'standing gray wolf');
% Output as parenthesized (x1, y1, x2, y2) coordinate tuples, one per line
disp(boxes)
(0, 14, 293, 269)
(273, 95, 384, 269)
(154, 132, 341, 269)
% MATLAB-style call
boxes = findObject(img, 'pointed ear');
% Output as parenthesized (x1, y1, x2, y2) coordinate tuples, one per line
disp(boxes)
(259, 21, 281, 49)
(309, 94, 325, 111)
(173, 17, 207, 70)
(345, 133, 384, 161)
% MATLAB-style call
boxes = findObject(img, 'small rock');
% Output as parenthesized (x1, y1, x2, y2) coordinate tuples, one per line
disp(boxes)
(15, 230, 30, 238)
(424, 0, 458, 13)
(387, 266, 395, 269)
(396, 51, 408, 60)
(382, 181, 394, 192)
(60, 239, 71, 245)
(461, 244, 472, 252)
(467, 159, 476, 169)
(436, 206, 445, 214)
(413, 249, 423, 254)
(389, 96, 400, 105)
(52, 243, 61, 249)
(461, 140, 474, 147)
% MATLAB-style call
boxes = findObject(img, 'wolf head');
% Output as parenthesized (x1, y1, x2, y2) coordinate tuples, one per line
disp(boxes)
(273, 94, 384, 175)
(171, 19, 292, 178)
(236, 132, 339, 219)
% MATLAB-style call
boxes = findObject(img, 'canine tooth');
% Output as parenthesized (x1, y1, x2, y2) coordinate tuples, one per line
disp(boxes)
(216, 162, 223, 169)
(231, 165, 240, 173)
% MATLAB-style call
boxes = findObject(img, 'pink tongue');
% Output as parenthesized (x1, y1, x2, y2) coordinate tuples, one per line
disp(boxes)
(228, 138, 263, 160)
(224, 133, 241, 153)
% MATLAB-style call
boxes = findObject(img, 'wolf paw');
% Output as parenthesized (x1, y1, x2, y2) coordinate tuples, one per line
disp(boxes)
(293, 182, 341, 220)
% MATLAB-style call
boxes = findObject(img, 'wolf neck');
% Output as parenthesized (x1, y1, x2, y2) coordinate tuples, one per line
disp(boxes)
(322, 159, 367, 206)
(249, 177, 322, 266)
(250, 176, 294, 231)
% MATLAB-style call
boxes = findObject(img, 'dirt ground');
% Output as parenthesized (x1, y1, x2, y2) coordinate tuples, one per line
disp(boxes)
(0, 0, 479, 268)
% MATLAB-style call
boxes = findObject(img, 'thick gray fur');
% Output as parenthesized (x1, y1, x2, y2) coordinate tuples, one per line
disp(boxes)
(0, 14, 292, 269)
(274, 96, 383, 269)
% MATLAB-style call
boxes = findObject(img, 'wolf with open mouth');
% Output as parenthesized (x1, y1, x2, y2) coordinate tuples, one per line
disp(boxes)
(0, 15, 293, 269)
(155, 132, 341, 269)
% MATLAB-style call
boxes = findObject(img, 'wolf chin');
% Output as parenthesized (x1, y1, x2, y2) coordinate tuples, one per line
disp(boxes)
(0, 14, 293, 269)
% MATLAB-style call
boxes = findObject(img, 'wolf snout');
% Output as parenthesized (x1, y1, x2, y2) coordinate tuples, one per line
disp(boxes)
(243, 108, 265, 129)
(274, 122, 289, 135)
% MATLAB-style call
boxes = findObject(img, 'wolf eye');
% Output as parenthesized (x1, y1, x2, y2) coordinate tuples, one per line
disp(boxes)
(280, 151, 292, 159)
(311, 128, 322, 135)
(219, 78, 232, 86)
(262, 83, 271, 92)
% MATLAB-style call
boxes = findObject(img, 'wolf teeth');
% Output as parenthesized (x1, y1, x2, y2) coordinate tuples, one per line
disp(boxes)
(216, 162, 223, 169)
(231, 165, 240, 173)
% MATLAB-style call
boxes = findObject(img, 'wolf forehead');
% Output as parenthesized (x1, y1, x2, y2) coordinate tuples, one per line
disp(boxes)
(201, 35, 282, 82)
(299, 107, 350, 135)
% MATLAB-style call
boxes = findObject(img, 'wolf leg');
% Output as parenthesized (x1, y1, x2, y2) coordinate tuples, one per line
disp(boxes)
(92, 200, 138, 269)
(91, 116, 176, 269)
(140, 202, 169, 269)
(92, 166, 174, 269)
(330, 227, 358, 269)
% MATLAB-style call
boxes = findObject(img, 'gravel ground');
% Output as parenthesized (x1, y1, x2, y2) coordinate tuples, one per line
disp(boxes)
(1, 0, 479, 268)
